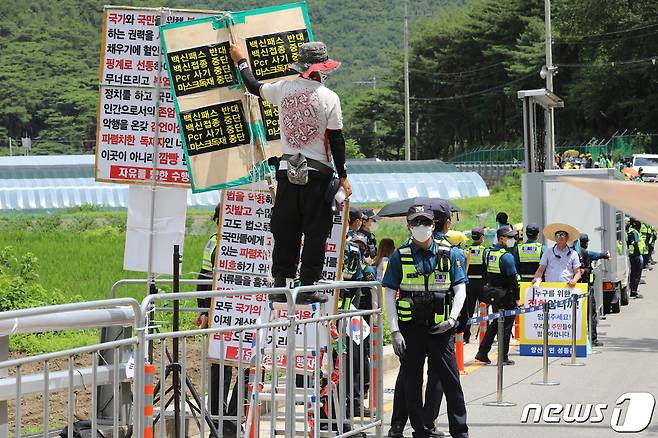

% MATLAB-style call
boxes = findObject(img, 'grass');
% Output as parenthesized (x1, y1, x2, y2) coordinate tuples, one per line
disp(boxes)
(0, 210, 215, 302)
(361, 169, 524, 242)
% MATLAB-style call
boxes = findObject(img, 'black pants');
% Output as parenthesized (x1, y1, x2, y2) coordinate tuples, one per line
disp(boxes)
(477, 309, 515, 361)
(630, 256, 642, 293)
(390, 359, 443, 431)
(270, 172, 333, 284)
(589, 291, 598, 342)
(459, 279, 484, 342)
(209, 365, 249, 433)
(399, 323, 469, 438)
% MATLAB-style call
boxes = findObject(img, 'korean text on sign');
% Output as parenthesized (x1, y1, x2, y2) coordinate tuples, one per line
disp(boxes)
(181, 101, 251, 156)
(97, 8, 218, 186)
(259, 99, 280, 141)
(167, 42, 238, 95)
(246, 29, 309, 81)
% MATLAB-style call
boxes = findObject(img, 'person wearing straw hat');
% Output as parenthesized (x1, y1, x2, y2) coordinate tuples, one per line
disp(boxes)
(230, 42, 352, 303)
(532, 223, 582, 286)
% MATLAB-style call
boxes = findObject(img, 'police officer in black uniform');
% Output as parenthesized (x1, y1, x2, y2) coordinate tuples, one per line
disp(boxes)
(461, 227, 487, 343)
(383, 202, 469, 438)
(475, 226, 521, 366)
(577, 233, 610, 347)
(359, 208, 379, 261)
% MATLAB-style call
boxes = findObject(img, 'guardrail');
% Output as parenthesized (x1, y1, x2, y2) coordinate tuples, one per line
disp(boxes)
(0, 281, 384, 438)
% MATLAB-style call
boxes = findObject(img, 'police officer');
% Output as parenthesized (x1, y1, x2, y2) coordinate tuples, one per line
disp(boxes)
(462, 227, 487, 344)
(577, 233, 610, 347)
(516, 224, 543, 282)
(475, 226, 520, 366)
(338, 233, 375, 425)
(194, 205, 243, 438)
(639, 222, 653, 271)
(627, 218, 644, 298)
(359, 208, 379, 262)
(388, 211, 458, 438)
(347, 207, 365, 239)
(384, 203, 469, 438)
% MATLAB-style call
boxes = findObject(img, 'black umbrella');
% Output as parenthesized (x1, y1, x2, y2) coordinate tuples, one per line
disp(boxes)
(377, 197, 460, 218)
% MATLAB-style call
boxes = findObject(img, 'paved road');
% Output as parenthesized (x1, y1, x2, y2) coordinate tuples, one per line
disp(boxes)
(379, 265, 658, 437)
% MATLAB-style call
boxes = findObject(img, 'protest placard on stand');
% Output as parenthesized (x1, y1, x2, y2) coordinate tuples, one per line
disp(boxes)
(207, 188, 347, 371)
(519, 282, 588, 357)
(96, 7, 221, 186)
(160, 2, 312, 192)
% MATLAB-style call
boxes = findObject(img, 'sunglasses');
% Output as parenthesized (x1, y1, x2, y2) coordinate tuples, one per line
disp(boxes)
(410, 218, 433, 227)
(554, 231, 568, 238)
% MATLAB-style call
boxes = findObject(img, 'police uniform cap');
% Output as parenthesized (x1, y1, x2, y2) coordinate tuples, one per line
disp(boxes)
(407, 204, 434, 222)
(362, 208, 380, 221)
(349, 232, 368, 245)
(497, 225, 517, 238)
(349, 207, 364, 224)
(429, 199, 452, 222)
(471, 226, 485, 238)
(526, 223, 540, 236)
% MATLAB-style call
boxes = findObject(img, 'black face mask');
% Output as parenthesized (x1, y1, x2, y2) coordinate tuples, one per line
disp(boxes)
(580, 241, 588, 249)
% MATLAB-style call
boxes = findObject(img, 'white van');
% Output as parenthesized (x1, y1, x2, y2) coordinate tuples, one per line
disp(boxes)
(631, 154, 658, 181)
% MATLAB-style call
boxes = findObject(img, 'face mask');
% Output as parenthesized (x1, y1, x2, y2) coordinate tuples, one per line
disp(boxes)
(506, 238, 516, 248)
(370, 222, 378, 232)
(411, 225, 433, 243)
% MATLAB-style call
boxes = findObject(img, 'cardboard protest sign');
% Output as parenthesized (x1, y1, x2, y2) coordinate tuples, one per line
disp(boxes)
(160, 2, 313, 192)
(206, 188, 348, 369)
(96, 7, 222, 187)
(519, 282, 588, 357)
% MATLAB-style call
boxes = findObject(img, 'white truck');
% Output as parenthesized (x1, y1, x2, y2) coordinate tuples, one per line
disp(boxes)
(631, 154, 658, 181)
(522, 168, 630, 314)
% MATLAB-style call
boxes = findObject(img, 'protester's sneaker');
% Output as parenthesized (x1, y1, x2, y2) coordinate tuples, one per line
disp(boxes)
(427, 425, 447, 438)
(388, 424, 404, 438)
(296, 292, 329, 304)
(474, 354, 491, 364)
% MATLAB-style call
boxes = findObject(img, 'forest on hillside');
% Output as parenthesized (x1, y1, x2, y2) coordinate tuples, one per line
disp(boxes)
(0, 0, 451, 154)
(0, 0, 656, 158)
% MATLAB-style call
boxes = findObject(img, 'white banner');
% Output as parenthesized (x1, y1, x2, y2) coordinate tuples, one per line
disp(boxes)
(96, 7, 219, 186)
(207, 188, 347, 370)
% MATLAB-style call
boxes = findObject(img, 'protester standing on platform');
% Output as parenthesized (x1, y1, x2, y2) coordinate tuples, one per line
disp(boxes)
(231, 42, 351, 303)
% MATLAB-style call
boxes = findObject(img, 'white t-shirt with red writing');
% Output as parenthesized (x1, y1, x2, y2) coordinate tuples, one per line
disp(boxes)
(260, 77, 343, 169)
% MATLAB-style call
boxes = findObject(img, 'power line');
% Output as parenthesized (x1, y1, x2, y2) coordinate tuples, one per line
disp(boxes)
(555, 28, 658, 45)
(409, 61, 507, 77)
(411, 71, 537, 102)
(555, 22, 658, 42)
(556, 55, 658, 68)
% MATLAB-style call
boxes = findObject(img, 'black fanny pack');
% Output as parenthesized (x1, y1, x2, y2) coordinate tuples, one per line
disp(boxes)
(480, 284, 508, 305)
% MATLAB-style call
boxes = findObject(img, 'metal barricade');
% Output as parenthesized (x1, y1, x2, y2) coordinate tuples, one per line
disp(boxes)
(134, 281, 384, 438)
(0, 298, 141, 438)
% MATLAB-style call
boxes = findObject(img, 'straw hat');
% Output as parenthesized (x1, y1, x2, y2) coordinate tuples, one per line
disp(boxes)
(543, 223, 580, 242)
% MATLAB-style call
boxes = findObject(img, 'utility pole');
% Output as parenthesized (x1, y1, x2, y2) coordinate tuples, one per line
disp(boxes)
(544, 0, 556, 169)
(404, 0, 411, 161)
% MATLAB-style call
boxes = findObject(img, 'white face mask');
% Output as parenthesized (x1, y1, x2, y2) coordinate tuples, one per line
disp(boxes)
(506, 238, 516, 248)
(369, 222, 378, 232)
(411, 225, 433, 243)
